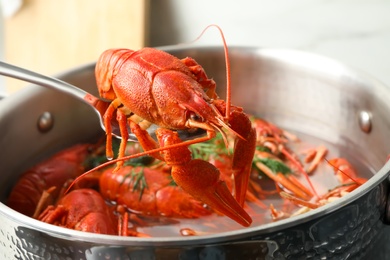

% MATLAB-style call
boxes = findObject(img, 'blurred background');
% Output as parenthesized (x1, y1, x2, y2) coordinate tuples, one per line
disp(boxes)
(1, 0, 389, 95)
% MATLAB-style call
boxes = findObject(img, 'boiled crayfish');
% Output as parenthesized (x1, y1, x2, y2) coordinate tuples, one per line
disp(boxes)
(99, 162, 213, 219)
(7, 144, 93, 218)
(38, 189, 117, 235)
(88, 25, 256, 226)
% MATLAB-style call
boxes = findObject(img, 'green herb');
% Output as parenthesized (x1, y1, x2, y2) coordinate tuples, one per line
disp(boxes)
(189, 133, 229, 161)
(121, 167, 148, 201)
(256, 145, 272, 153)
(123, 156, 155, 166)
(83, 155, 107, 170)
(253, 157, 291, 175)
(83, 139, 122, 169)
(168, 175, 177, 186)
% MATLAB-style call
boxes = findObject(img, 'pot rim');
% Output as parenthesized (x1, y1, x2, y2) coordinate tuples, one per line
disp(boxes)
(1, 46, 389, 246)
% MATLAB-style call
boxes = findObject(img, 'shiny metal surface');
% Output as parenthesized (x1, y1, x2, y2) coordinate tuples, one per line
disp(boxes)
(36, 111, 54, 133)
(358, 110, 373, 133)
(1, 46, 390, 259)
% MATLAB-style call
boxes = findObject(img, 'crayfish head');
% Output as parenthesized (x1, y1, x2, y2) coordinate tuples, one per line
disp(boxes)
(183, 103, 234, 150)
(95, 48, 135, 100)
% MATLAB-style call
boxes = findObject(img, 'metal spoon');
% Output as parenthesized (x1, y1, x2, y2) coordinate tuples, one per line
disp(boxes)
(0, 61, 205, 141)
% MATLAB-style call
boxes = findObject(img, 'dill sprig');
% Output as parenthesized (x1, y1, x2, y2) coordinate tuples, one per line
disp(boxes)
(121, 166, 148, 201)
(189, 133, 229, 161)
(83, 139, 122, 169)
(256, 145, 272, 153)
(123, 156, 155, 167)
(253, 157, 291, 175)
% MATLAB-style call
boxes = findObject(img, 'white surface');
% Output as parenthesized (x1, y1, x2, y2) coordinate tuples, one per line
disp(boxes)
(150, 0, 390, 88)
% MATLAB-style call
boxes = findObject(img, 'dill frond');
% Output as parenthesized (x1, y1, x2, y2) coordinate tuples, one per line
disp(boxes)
(253, 157, 291, 175)
(189, 133, 229, 161)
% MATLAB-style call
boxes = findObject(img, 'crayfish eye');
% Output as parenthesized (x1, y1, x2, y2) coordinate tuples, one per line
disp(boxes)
(189, 112, 203, 122)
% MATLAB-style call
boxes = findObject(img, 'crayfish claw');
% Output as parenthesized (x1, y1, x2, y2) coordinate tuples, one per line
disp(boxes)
(229, 110, 257, 206)
(171, 159, 252, 227)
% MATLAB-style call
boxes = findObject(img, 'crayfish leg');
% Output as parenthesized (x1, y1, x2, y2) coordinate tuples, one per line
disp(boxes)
(103, 98, 123, 160)
(129, 121, 164, 161)
(114, 109, 130, 170)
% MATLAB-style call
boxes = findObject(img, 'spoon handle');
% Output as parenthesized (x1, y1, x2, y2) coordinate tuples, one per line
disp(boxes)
(0, 61, 89, 102)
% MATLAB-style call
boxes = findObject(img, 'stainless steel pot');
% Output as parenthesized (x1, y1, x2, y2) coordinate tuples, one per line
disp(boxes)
(1, 46, 390, 259)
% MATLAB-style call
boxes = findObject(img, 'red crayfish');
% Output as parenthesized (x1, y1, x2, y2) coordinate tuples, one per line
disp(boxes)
(85, 25, 256, 226)
(38, 188, 117, 235)
(99, 163, 212, 219)
(7, 144, 92, 218)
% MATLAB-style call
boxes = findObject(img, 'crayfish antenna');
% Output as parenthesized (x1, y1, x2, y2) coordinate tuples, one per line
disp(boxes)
(186, 24, 231, 121)
(325, 158, 365, 185)
(209, 121, 229, 153)
(215, 117, 246, 141)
